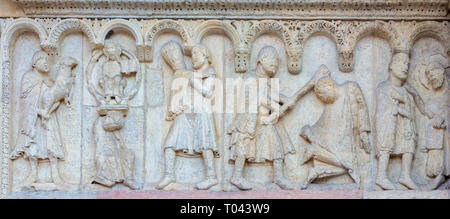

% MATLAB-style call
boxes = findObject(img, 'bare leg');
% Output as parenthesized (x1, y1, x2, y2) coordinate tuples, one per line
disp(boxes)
(273, 159, 295, 190)
(376, 153, 396, 190)
(230, 156, 252, 190)
(196, 149, 218, 190)
(308, 144, 342, 167)
(399, 153, 418, 190)
(27, 158, 39, 184)
(157, 148, 176, 189)
(426, 149, 444, 177)
(50, 157, 64, 185)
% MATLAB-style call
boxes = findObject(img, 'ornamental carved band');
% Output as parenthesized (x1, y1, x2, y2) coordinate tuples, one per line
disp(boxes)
(0, 0, 449, 199)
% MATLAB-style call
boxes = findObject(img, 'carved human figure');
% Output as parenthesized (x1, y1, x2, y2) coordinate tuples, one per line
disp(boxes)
(226, 46, 299, 190)
(189, 45, 220, 189)
(416, 54, 449, 189)
(157, 43, 219, 190)
(86, 39, 141, 190)
(99, 39, 137, 105)
(10, 51, 78, 188)
(375, 52, 435, 190)
(297, 65, 371, 189)
(157, 41, 195, 189)
(92, 109, 139, 189)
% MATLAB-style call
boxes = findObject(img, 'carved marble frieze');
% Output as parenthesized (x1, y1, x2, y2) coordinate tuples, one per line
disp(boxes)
(0, 16, 449, 198)
(11, 0, 450, 20)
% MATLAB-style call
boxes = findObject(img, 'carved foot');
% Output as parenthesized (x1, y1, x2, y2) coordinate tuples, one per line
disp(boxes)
(24, 174, 38, 185)
(230, 177, 253, 190)
(399, 175, 419, 190)
(299, 181, 309, 190)
(274, 177, 295, 190)
(93, 177, 115, 187)
(124, 180, 142, 190)
(156, 175, 175, 190)
(52, 175, 66, 186)
(439, 179, 450, 190)
(424, 175, 445, 191)
(375, 176, 396, 190)
(196, 177, 218, 190)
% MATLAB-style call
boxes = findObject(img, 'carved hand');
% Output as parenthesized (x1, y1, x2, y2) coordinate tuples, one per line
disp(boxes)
(432, 116, 446, 129)
(165, 112, 176, 121)
(261, 113, 278, 125)
(397, 104, 412, 119)
(390, 89, 405, 104)
(420, 145, 428, 153)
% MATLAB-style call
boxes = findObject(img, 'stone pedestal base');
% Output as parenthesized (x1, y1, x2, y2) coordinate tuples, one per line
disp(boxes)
(6, 190, 450, 199)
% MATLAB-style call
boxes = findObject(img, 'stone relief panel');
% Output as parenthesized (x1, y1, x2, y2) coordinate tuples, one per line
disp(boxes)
(0, 18, 449, 198)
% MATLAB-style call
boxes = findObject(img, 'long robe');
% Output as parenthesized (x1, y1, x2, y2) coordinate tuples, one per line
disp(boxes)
(308, 82, 370, 184)
(423, 85, 449, 176)
(10, 70, 64, 160)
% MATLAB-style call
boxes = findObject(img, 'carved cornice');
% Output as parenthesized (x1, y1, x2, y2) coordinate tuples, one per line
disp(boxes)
(12, 0, 450, 20)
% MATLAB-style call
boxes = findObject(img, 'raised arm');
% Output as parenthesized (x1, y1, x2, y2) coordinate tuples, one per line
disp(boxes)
(405, 84, 434, 119)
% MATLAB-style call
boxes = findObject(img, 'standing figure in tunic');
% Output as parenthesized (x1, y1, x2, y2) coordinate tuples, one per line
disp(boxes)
(375, 52, 435, 190)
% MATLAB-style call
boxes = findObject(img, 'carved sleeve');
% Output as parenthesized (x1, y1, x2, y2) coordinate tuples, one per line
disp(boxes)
(405, 84, 433, 119)
(18, 72, 41, 137)
(189, 68, 216, 98)
(350, 83, 370, 133)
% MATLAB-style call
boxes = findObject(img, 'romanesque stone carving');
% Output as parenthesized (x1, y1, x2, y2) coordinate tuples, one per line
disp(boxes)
(296, 65, 371, 189)
(375, 52, 436, 190)
(85, 39, 141, 190)
(227, 46, 298, 190)
(157, 42, 219, 190)
(12, 0, 448, 19)
(9, 50, 78, 190)
(415, 54, 449, 190)
(1, 11, 449, 198)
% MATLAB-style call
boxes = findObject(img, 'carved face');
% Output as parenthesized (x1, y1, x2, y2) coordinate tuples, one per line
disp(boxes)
(192, 47, 207, 70)
(390, 53, 409, 81)
(34, 55, 50, 73)
(104, 41, 121, 61)
(260, 56, 279, 78)
(314, 77, 337, 104)
(426, 67, 445, 89)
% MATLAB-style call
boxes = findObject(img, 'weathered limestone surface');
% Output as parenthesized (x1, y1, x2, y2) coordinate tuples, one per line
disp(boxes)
(0, 0, 449, 199)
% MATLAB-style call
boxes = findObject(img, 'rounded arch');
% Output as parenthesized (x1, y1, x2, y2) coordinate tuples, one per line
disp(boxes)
(248, 20, 295, 49)
(338, 21, 397, 73)
(407, 21, 450, 56)
(249, 20, 301, 74)
(2, 18, 47, 60)
(97, 19, 143, 46)
(145, 20, 190, 46)
(193, 20, 241, 48)
(298, 20, 345, 72)
(298, 20, 342, 49)
(144, 20, 191, 62)
(350, 21, 396, 52)
(45, 19, 96, 51)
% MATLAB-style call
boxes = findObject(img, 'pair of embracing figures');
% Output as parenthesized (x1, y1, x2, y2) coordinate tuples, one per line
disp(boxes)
(157, 41, 220, 190)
